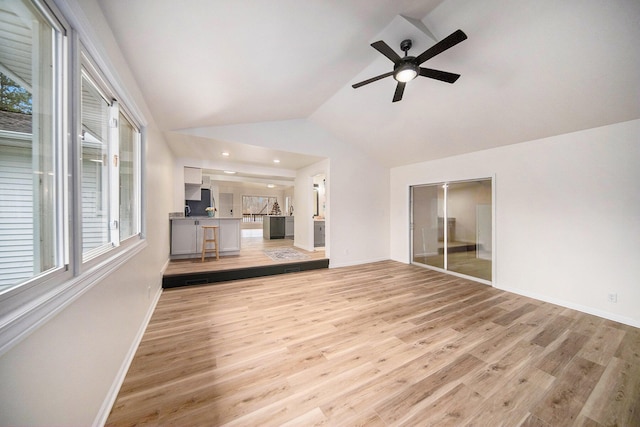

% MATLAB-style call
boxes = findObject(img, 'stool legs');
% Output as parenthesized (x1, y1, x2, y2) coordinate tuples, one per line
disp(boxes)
(201, 226, 219, 262)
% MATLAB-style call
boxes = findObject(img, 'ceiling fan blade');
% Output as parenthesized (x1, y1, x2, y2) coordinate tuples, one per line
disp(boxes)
(371, 40, 401, 63)
(419, 68, 461, 83)
(352, 71, 393, 89)
(415, 29, 467, 65)
(392, 82, 406, 102)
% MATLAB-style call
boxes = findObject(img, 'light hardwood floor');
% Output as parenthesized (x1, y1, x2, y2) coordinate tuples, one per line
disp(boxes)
(107, 261, 640, 426)
(164, 229, 326, 277)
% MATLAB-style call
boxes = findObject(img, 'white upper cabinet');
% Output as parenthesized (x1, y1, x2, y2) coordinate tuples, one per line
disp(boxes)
(184, 167, 202, 185)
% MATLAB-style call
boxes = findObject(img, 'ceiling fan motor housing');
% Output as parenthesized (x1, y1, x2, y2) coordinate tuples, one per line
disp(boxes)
(393, 39, 418, 82)
(394, 57, 419, 82)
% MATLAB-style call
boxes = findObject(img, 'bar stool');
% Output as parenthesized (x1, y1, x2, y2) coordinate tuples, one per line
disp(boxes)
(201, 226, 219, 262)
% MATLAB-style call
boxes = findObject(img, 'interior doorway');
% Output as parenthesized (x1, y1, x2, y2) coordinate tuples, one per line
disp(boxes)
(410, 178, 493, 283)
(312, 174, 326, 248)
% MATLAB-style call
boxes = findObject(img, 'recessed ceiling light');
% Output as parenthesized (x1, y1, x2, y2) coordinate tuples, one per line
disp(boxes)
(221, 152, 230, 157)
(223, 170, 236, 174)
(273, 159, 280, 164)
(267, 184, 275, 188)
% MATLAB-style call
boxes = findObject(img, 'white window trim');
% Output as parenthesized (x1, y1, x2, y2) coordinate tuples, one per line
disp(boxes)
(54, 0, 147, 128)
(0, 240, 146, 355)
(108, 101, 120, 247)
(0, 0, 148, 357)
(78, 57, 143, 266)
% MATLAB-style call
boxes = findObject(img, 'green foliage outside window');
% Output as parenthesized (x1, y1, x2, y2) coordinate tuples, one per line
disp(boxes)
(0, 73, 32, 114)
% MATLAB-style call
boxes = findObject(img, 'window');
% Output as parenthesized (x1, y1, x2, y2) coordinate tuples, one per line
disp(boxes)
(0, 0, 63, 291)
(118, 112, 140, 241)
(242, 195, 277, 222)
(80, 57, 141, 262)
(0, 0, 145, 353)
(80, 72, 111, 257)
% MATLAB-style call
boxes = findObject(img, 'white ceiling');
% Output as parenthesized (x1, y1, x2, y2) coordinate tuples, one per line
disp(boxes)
(98, 0, 640, 173)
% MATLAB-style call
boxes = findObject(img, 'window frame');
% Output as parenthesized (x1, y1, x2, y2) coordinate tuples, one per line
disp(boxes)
(0, 0, 147, 356)
(79, 65, 114, 260)
(76, 47, 144, 270)
(117, 108, 142, 243)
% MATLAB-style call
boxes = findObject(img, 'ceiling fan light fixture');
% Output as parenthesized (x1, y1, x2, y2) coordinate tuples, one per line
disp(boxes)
(394, 62, 418, 83)
(352, 30, 467, 102)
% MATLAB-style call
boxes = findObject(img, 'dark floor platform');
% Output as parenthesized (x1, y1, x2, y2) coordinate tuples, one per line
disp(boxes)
(162, 258, 330, 289)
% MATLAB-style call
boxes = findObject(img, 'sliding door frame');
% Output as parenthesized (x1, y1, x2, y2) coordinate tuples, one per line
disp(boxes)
(409, 174, 496, 286)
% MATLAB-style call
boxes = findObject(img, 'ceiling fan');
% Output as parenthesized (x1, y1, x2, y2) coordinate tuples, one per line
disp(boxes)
(352, 29, 467, 102)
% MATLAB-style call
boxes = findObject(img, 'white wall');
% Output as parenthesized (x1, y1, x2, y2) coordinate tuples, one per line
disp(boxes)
(0, 0, 175, 425)
(186, 119, 390, 267)
(391, 119, 640, 327)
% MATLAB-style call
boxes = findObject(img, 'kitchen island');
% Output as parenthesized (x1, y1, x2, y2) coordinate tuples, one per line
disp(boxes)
(263, 215, 294, 239)
(170, 217, 241, 259)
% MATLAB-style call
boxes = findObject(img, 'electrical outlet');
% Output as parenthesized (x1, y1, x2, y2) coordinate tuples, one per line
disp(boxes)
(607, 293, 617, 303)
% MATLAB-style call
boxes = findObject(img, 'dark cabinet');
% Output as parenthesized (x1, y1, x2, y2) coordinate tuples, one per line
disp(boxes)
(263, 216, 285, 239)
(314, 221, 325, 247)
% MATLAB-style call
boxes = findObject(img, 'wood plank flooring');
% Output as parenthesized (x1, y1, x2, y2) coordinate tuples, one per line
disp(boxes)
(107, 261, 640, 426)
(164, 230, 326, 277)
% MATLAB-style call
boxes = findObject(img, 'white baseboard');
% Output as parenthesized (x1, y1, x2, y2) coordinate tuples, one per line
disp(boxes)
(93, 285, 163, 427)
(294, 242, 315, 252)
(497, 284, 640, 329)
(160, 258, 170, 275)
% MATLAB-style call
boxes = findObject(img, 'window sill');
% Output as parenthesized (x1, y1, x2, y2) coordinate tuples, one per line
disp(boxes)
(0, 238, 147, 356)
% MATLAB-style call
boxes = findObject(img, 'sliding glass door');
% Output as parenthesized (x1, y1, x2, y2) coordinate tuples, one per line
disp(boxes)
(411, 184, 445, 270)
(411, 178, 492, 282)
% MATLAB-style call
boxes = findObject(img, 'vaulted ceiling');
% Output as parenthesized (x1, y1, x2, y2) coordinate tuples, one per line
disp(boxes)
(98, 0, 640, 174)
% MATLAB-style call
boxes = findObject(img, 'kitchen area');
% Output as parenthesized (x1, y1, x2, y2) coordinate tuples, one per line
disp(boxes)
(166, 166, 330, 285)
(170, 166, 322, 259)
(163, 165, 329, 287)
(170, 166, 242, 259)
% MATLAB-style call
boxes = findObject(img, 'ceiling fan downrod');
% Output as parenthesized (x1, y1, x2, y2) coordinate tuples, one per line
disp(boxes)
(400, 39, 412, 56)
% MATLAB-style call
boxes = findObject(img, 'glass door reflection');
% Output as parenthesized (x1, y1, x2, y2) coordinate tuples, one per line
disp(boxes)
(411, 179, 492, 282)
(411, 184, 444, 269)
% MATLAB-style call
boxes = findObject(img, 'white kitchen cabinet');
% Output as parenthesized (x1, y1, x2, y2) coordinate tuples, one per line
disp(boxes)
(218, 219, 241, 252)
(184, 167, 203, 201)
(184, 167, 202, 185)
(185, 184, 202, 201)
(171, 219, 199, 254)
(170, 218, 241, 257)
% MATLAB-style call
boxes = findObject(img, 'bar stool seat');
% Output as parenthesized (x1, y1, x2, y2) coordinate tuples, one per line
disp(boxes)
(201, 225, 219, 262)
